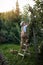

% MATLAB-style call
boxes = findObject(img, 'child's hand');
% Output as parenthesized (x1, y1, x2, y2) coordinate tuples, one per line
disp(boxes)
(26, 22, 30, 26)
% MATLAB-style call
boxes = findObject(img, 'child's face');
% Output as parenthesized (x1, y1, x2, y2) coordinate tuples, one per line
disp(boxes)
(23, 22, 26, 26)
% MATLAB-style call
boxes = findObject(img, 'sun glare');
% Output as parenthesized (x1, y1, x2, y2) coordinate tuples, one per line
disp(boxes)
(0, 0, 35, 12)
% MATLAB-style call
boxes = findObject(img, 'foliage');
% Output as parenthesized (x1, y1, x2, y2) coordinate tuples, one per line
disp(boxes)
(0, 52, 8, 65)
(0, 10, 21, 43)
(35, 43, 43, 65)
(23, 1, 43, 65)
(23, 5, 30, 22)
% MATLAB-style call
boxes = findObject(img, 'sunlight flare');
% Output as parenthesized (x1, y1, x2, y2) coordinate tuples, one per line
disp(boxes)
(0, 0, 35, 12)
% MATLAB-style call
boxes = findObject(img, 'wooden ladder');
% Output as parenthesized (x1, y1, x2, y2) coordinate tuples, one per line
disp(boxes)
(18, 43, 30, 57)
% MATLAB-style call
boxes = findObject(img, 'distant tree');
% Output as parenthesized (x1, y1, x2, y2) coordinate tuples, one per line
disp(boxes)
(0, 19, 2, 31)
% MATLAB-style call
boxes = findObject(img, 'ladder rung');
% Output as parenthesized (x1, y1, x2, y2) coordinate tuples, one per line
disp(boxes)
(26, 53, 30, 55)
(22, 49, 26, 51)
(23, 44, 29, 46)
(18, 53, 24, 56)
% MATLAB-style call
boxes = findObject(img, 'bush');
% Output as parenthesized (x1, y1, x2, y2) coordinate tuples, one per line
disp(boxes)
(36, 44, 43, 65)
(0, 52, 8, 65)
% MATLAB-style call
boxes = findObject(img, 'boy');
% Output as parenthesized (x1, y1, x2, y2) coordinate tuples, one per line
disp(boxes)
(20, 21, 29, 49)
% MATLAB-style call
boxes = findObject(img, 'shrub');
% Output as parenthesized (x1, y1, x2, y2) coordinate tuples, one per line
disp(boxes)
(0, 52, 8, 65)
(35, 44, 43, 65)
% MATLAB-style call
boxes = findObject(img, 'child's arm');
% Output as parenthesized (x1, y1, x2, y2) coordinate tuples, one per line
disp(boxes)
(26, 22, 30, 26)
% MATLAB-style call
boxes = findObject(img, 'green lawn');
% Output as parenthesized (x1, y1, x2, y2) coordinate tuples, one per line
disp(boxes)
(0, 44, 35, 65)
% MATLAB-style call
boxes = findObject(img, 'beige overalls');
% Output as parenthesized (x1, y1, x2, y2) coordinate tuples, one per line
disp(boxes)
(20, 25, 29, 49)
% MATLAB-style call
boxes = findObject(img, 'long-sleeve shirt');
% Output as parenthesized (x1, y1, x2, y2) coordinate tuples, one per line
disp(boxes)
(21, 24, 28, 37)
(21, 25, 28, 32)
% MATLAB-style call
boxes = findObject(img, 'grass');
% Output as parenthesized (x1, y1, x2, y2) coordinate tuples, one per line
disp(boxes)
(0, 43, 35, 65)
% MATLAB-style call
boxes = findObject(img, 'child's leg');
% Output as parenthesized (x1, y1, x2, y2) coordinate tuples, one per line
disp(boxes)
(20, 37, 23, 48)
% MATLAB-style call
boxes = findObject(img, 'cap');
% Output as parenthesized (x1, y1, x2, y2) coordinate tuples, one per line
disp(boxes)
(20, 21, 24, 26)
